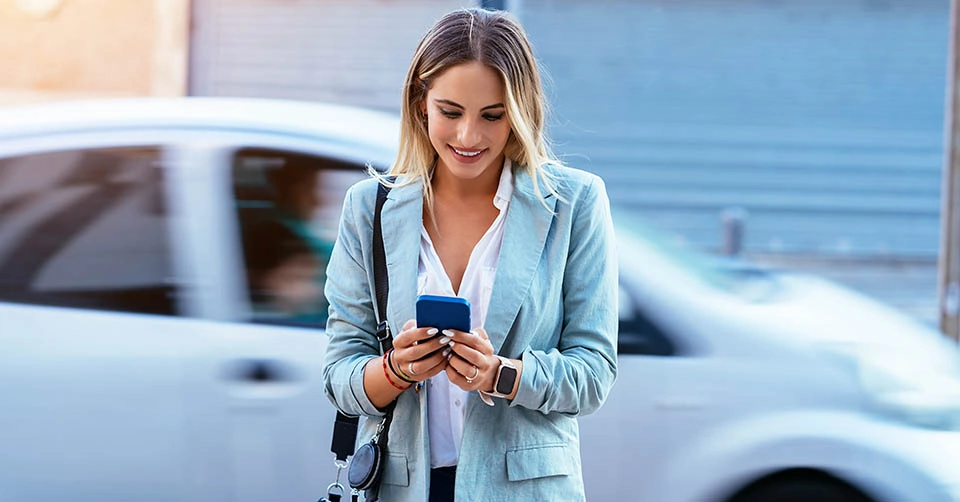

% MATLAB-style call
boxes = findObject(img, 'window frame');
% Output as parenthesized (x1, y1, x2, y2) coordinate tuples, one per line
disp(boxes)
(0, 126, 396, 324)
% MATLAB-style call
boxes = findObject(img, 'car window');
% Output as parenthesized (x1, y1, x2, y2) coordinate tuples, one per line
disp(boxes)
(0, 147, 176, 315)
(618, 283, 677, 356)
(231, 148, 367, 327)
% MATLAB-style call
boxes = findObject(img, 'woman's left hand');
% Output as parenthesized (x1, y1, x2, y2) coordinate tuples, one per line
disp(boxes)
(444, 327, 496, 391)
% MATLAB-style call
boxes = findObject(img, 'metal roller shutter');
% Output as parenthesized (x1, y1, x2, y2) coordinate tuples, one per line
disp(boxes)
(519, 0, 948, 258)
(189, 0, 471, 111)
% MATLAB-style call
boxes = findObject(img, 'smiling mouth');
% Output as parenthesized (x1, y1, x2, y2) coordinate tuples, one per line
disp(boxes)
(452, 147, 483, 157)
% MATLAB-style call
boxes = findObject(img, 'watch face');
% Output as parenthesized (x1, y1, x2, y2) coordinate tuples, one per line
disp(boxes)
(495, 366, 518, 395)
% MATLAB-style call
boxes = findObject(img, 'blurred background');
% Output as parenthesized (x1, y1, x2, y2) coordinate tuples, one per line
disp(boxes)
(3, 0, 945, 325)
(7, 2, 960, 501)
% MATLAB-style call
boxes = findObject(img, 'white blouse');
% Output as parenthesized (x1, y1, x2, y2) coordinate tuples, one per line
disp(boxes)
(416, 159, 513, 468)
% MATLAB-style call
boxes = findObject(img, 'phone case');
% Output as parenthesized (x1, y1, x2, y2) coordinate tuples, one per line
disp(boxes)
(416, 294, 471, 333)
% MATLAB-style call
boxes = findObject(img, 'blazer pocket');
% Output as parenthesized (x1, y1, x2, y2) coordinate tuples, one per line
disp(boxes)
(505, 443, 576, 482)
(382, 452, 410, 486)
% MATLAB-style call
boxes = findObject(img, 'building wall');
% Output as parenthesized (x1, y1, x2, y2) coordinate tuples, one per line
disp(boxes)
(188, 0, 472, 111)
(518, 0, 950, 257)
(4, 0, 949, 258)
(0, 0, 189, 105)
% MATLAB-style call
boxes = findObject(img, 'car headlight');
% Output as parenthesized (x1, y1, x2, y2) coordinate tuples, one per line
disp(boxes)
(856, 353, 960, 430)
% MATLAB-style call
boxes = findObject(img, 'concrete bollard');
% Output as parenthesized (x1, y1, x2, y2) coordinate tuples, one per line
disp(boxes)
(721, 207, 749, 257)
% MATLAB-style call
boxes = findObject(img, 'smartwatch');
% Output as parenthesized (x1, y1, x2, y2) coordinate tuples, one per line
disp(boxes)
(488, 355, 518, 398)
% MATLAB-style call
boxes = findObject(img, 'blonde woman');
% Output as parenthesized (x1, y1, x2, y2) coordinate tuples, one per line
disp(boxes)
(323, 8, 618, 501)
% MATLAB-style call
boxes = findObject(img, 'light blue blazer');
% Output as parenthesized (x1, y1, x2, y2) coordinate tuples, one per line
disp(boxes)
(322, 164, 618, 501)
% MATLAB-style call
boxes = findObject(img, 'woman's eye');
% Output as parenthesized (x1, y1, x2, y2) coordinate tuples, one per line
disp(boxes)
(440, 109, 461, 118)
(483, 113, 504, 122)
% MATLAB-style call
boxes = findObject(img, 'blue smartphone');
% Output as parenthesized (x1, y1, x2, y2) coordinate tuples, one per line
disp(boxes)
(416, 294, 471, 333)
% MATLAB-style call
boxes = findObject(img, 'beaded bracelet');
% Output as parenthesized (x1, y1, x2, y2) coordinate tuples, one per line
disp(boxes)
(382, 353, 411, 391)
(388, 349, 417, 384)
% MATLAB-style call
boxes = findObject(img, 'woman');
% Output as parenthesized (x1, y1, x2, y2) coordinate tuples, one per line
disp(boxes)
(323, 8, 618, 501)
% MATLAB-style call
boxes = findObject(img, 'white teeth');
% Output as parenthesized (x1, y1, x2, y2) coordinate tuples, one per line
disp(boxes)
(453, 148, 481, 157)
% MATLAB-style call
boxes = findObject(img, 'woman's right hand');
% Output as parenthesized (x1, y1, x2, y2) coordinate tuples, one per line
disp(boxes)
(363, 319, 451, 409)
(391, 319, 451, 382)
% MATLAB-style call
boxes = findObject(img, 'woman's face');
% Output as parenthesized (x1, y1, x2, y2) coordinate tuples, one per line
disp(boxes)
(423, 61, 511, 182)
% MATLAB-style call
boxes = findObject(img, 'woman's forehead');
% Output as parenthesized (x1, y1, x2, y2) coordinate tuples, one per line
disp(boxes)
(427, 62, 505, 107)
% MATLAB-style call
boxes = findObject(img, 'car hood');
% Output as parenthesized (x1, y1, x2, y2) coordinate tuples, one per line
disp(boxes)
(614, 219, 959, 373)
(749, 271, 960, 373)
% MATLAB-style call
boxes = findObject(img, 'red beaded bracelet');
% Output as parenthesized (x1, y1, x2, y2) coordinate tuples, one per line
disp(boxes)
(382, 353, 411, 391)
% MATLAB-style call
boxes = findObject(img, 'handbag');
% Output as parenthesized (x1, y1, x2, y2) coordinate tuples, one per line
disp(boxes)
(320, 180, 393, 502)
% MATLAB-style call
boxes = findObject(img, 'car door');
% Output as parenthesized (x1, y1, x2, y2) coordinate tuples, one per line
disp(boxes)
(166, 139, 372, 501)
(578, 281, 690, 501)
(0, 135, 373, 501)
(0, 144, 213, 501)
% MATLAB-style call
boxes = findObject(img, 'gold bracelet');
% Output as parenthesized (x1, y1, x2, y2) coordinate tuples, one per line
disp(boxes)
(388, 350, 416, 383)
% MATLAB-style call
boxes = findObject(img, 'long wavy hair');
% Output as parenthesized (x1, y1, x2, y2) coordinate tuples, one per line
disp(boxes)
(381, 8, 564, 213)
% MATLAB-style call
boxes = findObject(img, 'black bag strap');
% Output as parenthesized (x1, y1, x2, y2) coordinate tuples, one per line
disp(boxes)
(372, 180, 393, 353)
(365, 180, 394, 501)
(329, 179, 394, 463)
(330, 412, 358, 463)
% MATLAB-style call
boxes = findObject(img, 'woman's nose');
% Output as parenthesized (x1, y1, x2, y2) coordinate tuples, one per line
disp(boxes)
(457, 120, 482, 147)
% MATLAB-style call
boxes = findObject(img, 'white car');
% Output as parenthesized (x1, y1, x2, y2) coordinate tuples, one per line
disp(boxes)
(1, 97, 959, 502)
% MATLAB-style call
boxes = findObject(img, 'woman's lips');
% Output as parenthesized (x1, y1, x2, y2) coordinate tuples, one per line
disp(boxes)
(449, 145, 485, 164)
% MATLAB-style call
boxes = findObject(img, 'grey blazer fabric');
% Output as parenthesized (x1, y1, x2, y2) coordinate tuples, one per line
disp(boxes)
(322, 164, 618, 501)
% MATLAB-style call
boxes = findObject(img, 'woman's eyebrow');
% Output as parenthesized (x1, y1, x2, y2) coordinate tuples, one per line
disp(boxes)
(434, 99, 505, 111)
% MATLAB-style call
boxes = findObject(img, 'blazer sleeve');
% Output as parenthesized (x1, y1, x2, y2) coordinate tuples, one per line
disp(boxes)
(511, 174, 619, 416)
(321, 182, 387, 418)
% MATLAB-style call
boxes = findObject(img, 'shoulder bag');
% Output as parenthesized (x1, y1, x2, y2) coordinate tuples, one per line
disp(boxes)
(320, 180, 394, 502)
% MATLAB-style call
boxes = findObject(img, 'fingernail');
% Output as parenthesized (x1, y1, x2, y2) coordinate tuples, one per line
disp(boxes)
(446, 352, 453, 360)
(441, 329, 454, 337)
(442, 348, 451, 357)
(427, 328, 439, 335)
(438, 336, 450, 344)
(447, 341, 455, 347)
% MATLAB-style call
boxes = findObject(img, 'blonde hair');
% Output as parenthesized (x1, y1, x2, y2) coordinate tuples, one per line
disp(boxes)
(382, 8, 564, 212)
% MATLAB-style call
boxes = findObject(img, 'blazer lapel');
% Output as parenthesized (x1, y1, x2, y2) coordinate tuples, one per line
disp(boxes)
(485, 169, 557, 354)
(378, 177, 424, 329)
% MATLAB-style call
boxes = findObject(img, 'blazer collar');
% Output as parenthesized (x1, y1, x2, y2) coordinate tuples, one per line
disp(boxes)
(379, 176, 424, 329)
(485, 166, 557, 354)
(377, 169, 558, 355)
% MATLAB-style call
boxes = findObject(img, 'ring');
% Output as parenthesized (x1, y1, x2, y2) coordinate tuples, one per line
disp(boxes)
(465, 365, 480, 383)
(408, 362, 417, 376)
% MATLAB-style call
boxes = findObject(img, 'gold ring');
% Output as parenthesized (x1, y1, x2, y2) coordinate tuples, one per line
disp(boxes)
(465, 365, 480, 383)
(408, 362, 416, 376)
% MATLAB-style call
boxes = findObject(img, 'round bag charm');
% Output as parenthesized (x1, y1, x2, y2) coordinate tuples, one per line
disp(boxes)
(347, 440, 383, 490)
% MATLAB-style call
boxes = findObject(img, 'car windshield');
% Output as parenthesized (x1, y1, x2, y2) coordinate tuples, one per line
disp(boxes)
(615, 214, 780, 302)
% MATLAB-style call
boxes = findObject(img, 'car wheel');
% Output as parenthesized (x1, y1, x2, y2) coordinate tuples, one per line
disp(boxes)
(729, 470, 872, 502)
